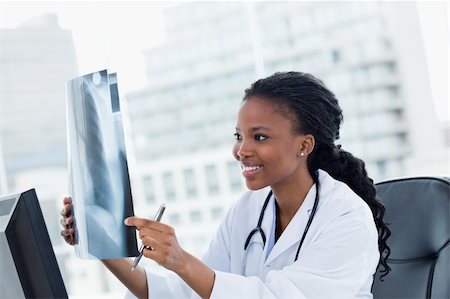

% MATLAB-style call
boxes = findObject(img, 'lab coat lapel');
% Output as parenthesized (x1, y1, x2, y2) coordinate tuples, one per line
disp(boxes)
(244, 194, 275, 276)
(243, 237, 264, 276)
(264, 184, 317, 266)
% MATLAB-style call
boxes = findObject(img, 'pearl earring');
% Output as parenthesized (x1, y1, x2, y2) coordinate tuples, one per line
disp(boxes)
(300, 152, 305, 156)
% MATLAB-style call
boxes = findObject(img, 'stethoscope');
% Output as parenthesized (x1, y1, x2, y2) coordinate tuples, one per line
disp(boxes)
(244, 181, 320, 262)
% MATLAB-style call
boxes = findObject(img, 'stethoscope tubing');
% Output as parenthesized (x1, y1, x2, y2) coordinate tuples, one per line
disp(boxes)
(244, 180, 320, 262)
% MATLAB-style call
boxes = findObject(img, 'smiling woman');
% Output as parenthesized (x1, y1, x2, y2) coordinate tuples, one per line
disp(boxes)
(60, 71, 392, 299)
(233, 99, 308, 193)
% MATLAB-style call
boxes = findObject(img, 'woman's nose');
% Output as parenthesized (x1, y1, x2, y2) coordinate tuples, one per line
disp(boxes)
(237, 140, 253, 160)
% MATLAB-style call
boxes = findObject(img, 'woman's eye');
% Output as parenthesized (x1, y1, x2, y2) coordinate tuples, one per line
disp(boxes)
(234, 133, 241, 140)
(255, 134, 268, 141)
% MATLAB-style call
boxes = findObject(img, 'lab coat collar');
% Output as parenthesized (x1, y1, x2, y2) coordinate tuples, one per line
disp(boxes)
(244, 190, 275, 249)
(264, 169, 331, 265)
(243, 190, 275, 276)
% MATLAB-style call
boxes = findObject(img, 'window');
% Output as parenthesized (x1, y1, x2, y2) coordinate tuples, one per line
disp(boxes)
(395, 157, 405, 173)
(211, 207, 224, 220)
(376, 160, 387, 177)
(331, 49, 341, 63)
(227, 161, 242, 192)
(397, 132, 408, 146)
(205, 164, 220, 195)
(183, 168, 198, 198)
(162, 172, 176, 201)
(189, 210, 202, 222)
(392, 109, 404, 121)
(142, 175, 156, 203)
(169, 213, 181, 225)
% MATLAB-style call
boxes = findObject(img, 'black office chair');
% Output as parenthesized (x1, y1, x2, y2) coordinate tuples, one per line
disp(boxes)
(372, 177, 449, 299)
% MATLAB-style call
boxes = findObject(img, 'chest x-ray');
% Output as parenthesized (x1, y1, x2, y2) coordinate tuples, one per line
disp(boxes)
(66, 70, 138, 259)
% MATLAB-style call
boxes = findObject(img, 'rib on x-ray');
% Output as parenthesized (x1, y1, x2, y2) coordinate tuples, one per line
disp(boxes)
(66, 70, 138, 259)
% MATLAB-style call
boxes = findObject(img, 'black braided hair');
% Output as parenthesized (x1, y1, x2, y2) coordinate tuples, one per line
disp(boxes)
(243, 71, 391, 279)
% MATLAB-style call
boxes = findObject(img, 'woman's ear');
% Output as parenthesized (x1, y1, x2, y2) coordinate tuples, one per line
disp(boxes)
(298, 134, 315, 157)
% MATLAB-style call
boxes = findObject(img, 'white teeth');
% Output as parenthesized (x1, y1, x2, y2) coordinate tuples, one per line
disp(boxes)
(242, 165, 262, 172)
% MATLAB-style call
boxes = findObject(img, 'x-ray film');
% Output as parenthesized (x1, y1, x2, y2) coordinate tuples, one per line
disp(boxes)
(66, 70, 138, 259)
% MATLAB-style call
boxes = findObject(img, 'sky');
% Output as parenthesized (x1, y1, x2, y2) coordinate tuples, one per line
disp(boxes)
(0, 1, 181, 92)
(0, 0, 448, 121)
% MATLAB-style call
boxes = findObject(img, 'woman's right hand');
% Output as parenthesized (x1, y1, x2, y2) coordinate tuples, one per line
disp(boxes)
(60, 196, 76, 245)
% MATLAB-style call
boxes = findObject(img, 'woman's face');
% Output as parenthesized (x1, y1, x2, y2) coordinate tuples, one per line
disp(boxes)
(232, 97, 305, 190)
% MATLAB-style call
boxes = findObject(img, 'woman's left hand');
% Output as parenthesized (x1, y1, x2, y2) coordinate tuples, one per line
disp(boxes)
(124, 217, 187, 273)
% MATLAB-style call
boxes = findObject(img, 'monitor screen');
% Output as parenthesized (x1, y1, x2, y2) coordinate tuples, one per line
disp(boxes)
(0, 189, 68, 298)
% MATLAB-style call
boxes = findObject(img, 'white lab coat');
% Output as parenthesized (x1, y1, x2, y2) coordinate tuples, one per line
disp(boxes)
(126, 169, 380, 299)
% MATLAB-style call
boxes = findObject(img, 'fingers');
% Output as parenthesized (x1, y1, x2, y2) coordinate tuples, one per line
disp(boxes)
(142, 236, 159, 248)
(126, 217, 181, 269)
(60, 197, 73, 217)
(60, 215, 74, 226)
(141, 236, 160, 255)
(124, 217, 173, 233)
(63, 196, 72, 205)
(60, 196, 75, 245)
(142, 232, 183, 270)
(60, 227, 74, 237)
(138, 227, 167, 242)
(60, 215, 75, 245)
(60, 227, 75, 245)
(60, 205, 72, 217)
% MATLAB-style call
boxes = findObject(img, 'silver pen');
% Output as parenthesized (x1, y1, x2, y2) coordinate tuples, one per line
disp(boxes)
(131, 203, 166, 271)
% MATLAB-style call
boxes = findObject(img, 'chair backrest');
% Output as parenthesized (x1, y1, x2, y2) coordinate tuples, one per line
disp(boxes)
(372, 177, 449, 299)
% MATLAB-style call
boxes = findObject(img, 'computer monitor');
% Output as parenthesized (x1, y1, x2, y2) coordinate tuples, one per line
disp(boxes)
(0, 189, 68, 298)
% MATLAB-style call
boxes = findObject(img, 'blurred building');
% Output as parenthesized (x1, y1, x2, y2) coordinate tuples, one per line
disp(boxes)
(126, 1, 446, 256)
(0, 13, 121, 297)
(0, 13, 76, 185)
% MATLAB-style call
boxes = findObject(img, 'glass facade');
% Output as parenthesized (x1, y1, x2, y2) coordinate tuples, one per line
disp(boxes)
(142, 175, 156, 204)
(205, 164, 220, 195)
(162, 172, 176, 201)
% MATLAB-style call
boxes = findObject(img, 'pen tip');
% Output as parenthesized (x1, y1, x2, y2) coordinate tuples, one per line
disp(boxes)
(131, 266, 136, 272)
